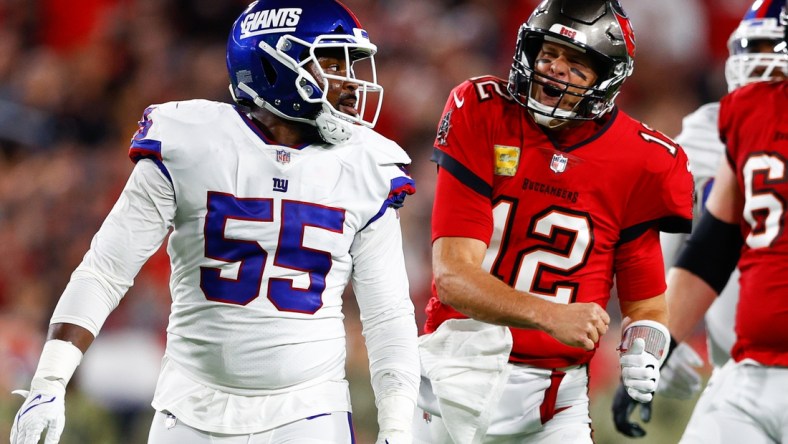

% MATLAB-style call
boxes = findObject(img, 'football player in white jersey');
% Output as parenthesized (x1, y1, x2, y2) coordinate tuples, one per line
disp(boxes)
(612, 0, 788, 437)
(9, 1, 420, 443)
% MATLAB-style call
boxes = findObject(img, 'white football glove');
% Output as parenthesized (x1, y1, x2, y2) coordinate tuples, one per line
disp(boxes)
(656, 342, 703, 399)
(10, 384, 66, 444)
(10, 339, 83, 444)
(619, 338, 661, 403)
(376, 430, 412, 444)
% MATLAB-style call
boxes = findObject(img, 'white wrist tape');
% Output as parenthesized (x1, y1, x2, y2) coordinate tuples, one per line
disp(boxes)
(619, 320, 670, 366)
(30, 339, 84, 394)
(377, 394, 416, 433)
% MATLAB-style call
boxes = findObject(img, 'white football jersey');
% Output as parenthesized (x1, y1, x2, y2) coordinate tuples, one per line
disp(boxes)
(129, 99, 413, 391)
(662, 102, 739, 367)
(52, 99, 419, 432)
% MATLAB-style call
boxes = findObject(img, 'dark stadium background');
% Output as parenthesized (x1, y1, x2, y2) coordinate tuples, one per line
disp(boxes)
(0, 0, 749, 442)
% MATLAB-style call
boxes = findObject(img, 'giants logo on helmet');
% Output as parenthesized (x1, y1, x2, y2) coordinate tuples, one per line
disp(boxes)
(240, 8, 302, 39)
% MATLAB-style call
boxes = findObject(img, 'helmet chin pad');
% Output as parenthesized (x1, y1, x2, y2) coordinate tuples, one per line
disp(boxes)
(315, 107, 354, 144)
(527, 96, 576, 128)
(226, 0, 383, 140)
(507, 0, 636, 121)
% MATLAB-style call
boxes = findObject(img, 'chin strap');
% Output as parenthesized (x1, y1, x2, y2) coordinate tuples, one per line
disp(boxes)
(314, 107, 354, 144)
(527, 97, 575, 129)
(234, 83, 354, 145)
(529, 111, 570, 129)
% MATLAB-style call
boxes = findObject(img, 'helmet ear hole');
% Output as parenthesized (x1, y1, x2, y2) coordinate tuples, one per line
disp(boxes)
(260, 57, 278, 87)
(226, 0, 383, 133)
(507, 0, 635, 122)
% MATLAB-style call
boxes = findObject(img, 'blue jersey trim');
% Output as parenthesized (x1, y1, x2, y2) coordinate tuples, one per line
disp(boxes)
(361, 175, 416, 230)
(702, 178, 715, 207)
(129, 138, 163, 161)
(234, 107, 311, 150)
(135, 156, 173, 187)
(348, 412, 356, 444)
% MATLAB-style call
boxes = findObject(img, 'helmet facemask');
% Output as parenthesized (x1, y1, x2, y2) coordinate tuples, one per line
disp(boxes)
(234, 33, 382, 144)
(507, 0, 635, 128)
(287, 34, 383, 129)
(510, 32, 627, 127)
(226, 1, 383, 144)
(724, 16, 788, 91)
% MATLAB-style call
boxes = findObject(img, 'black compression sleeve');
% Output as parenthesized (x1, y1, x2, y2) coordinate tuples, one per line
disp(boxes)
(660, 335, 680, 369)
(674, 210, 743, 294)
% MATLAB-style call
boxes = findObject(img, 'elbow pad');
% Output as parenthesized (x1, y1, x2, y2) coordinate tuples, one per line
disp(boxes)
(674, 210, 743, 294)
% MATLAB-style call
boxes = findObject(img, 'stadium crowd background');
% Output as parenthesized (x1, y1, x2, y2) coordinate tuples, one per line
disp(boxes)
(0, 0, 752, 442)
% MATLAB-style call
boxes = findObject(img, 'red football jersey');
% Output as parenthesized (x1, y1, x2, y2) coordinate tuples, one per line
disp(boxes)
(427, 76, 694, 368)
(720, 81, 788, 366)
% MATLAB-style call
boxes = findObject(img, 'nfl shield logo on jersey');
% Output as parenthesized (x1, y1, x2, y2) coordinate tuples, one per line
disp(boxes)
(276, 149, 291, 164)
(550, 154, 568, 173)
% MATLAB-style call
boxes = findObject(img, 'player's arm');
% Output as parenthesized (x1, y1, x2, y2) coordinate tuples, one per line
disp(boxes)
(431, 165, 609, 350)
(432, 236, 608, 350)
(619, 295, 667, 328)
(350, 208, 419, 443)
(614, 228, 671, 396)
(667, 158, 743, 343)
(610, 228, 673, 437)
(614, 158, 743, 437)
(11, 159, 175, 444)
(616, 230, 670, 323)
(613, 227, 669, 326)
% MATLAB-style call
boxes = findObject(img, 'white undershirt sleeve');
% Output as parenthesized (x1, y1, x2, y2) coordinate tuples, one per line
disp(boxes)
(660, 231, 688, 270)
(350, 207, 419, 433)
(50, 159, 176, 336)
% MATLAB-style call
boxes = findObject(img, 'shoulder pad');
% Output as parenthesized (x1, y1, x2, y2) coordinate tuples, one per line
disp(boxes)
(148, 100, 231, 124)
(354, 127, 412, 166)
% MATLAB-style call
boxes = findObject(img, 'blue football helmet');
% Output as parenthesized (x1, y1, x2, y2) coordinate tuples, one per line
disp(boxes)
(725, 0, 788, 91)
(508, 0, 636, 127)
(226, 0, 382, 144)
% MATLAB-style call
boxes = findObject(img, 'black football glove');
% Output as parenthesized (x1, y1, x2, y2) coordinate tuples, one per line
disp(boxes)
(611, 335, 679, 437)
(611, 383, 652, 437)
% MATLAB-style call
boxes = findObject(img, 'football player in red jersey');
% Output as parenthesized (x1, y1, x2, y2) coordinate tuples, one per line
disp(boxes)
(412, 0, 694, 442)
(661, 2, 788, 442)
(612, 0, 788, 438)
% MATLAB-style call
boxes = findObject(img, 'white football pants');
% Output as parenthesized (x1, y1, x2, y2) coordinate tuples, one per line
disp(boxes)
(147, 410, 355, 444)
(413, 364, 592, 443)
(680, 359, 788, 444)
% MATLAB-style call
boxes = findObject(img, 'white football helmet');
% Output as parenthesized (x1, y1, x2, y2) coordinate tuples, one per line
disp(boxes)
(724, 0, 787, 91)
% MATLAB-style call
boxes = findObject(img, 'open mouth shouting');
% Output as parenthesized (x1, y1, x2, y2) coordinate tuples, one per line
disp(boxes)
(538, 81, 565, 107)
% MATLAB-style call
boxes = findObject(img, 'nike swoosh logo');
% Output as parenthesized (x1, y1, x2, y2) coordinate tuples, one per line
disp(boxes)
(19, 394, 57, 418)
(453, 91, 464, 108)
